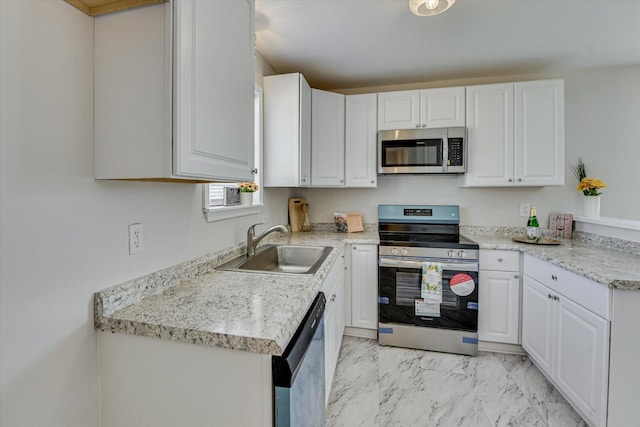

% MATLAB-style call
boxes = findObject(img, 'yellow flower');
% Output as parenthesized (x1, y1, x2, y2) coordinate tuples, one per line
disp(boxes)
(577, 177, 606, 196)
(238, 182, 259, 193)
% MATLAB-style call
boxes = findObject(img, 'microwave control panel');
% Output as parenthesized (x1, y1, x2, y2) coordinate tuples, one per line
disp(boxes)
(448, 138, 464, 166)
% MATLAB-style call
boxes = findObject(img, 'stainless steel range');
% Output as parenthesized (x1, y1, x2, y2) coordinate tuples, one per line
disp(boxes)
(378, 205, 480, 356)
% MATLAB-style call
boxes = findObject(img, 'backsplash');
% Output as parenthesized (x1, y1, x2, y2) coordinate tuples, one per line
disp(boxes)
(95, 242, 246, 319)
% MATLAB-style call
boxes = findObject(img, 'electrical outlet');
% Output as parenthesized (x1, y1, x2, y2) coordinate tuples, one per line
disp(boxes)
(129, 223, 144, 255)
(520, 203, 531, 217)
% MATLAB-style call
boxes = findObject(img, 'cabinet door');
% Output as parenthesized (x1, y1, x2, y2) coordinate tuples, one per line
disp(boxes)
(299, 77, 312, 187)
(324, 265, 345, 406)
(522, 275, 555, 376)
(514, 80, 565, 186)
(323, 291, 335, 407)
(174, 0, 255, 181)
(311, 89, 345, 186)
(377, 90, 420, 130)
(345, 94, 377, 188)
(350, 245, 378, 330)
(263, 73, 311, 187)
(420, 87, 465, 128)
(478, 270, 520, 344)
(461, 83, 514, 187)
(555, 295, 609, 427)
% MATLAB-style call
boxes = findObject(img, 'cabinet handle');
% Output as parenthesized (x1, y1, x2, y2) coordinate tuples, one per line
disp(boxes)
(514, 274, 519, 279)
(371, 180, 375, 184)
(517, 178, 522, 182)
(416, 124, 421, 128)
(302, 178, 306, 183)
(554, 295, 560, 301)
(551, 275, 558, 281)
(331, 293, 337, 302)
(421, 124, 427, 128)
(497, 257, 503, 262)
(508, 178, 513, 182)
(548, 294, 552, 299)
(340, 179, 344, 183)
(251, 168, 258, 175)
(353, 246, 357, 250)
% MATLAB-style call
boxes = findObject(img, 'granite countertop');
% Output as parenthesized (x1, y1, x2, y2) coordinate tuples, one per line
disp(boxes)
(95, 231, 379, 356)
(466, 232, 640, 290)
(94, 225, 640, 357)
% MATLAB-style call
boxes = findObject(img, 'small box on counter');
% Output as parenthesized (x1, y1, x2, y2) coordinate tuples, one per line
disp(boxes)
(347, 213, 364, 233)
(548, 213, 573, 238)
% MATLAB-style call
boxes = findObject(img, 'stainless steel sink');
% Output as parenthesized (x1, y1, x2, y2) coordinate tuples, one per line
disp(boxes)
(217, 245, 333, 275)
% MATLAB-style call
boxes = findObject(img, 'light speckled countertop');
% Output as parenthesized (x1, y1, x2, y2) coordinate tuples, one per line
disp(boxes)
(95, 231, 379, 356)
(465, 232, 640, 290)
(94, 227, 640, 357)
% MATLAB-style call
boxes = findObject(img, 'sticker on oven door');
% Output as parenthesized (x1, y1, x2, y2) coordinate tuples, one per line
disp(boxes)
(449, 273, 475, 297)
(415, 299, 441, 317)
(378, 296, 390, 305)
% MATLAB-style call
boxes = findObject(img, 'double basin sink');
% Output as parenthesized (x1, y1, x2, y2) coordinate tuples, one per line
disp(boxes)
(217, 244, 333, 275)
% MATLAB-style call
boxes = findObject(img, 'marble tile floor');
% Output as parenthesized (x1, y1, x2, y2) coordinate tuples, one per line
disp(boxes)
(326, 336, 586, 427)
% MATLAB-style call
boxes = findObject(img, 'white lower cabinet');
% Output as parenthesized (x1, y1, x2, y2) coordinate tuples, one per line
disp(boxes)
(348, 244, 379, 330)
(522, 255, 610, 427)
(478, 250, 521, 345)
(321, 252, 345, 406)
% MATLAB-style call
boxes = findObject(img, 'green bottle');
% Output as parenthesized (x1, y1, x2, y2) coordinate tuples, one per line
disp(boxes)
(526, 204, 539, 240)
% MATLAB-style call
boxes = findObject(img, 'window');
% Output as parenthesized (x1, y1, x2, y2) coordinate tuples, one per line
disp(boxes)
(203, 86, 263, 222)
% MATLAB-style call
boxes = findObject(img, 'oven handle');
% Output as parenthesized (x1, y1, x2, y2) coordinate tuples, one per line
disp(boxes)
(379, 257, 479, 272)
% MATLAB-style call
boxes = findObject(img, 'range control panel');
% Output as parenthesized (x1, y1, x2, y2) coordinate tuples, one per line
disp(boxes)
(403, 208, 433, 217)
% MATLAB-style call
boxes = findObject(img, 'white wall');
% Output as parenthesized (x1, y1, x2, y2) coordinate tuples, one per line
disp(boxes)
(301, 66, 640, 226)
(0, 2, 289, 426)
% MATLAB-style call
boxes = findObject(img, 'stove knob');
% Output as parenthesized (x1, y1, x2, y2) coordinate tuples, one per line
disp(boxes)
(401, 248, 408, 256)
(458, 250, 466, 258)
(448, 250, 455, 258)
(391, 248, 399, 255)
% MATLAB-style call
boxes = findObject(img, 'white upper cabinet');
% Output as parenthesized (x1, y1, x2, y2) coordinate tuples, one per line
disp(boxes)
(420, 87, 466, 128)
(263, 73, 312, 187)
(377, 90, 420, 130)
(460, 79, 564, 187)
(345, 94, 378, 188)
(377, 87, 465, 130)
(311, 89, 345, 187)
(95, 0, 255, 182)
(514, 80, 565, 186)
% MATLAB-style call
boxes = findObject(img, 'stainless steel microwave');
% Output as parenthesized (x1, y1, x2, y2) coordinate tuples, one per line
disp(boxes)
(377, 127, 467, 174)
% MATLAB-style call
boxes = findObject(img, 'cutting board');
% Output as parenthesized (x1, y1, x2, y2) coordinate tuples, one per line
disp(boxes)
(288, 198, 306, 232)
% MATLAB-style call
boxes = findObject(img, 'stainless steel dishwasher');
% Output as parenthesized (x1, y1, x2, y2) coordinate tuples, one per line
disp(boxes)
(272, 293, 326, 427)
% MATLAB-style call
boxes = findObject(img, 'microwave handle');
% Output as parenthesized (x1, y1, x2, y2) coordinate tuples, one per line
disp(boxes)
(442, 135, 448, 173)
(379, 257, 478, 272)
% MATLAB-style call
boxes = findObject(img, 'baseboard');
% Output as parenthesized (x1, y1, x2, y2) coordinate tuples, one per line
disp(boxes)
(344, 326, 377, 340)
(479, 341, 526, 354)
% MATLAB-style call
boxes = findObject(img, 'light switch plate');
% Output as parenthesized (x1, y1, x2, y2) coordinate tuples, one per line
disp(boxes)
(520, 203, 531, 217)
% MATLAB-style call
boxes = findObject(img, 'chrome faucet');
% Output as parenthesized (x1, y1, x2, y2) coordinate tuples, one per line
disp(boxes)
(246, 223, 289, 256)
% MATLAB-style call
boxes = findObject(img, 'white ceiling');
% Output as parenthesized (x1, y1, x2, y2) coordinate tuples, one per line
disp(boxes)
(254, 0, 640, 90)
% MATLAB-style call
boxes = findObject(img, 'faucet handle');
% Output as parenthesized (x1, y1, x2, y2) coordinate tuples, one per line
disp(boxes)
(249, 222, 264, 231)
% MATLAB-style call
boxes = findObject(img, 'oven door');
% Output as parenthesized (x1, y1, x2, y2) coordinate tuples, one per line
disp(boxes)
(378, 257, 479, 332)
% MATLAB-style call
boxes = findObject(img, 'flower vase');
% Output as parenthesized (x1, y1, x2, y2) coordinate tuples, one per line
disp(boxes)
(240, 192, 253, 206)
(583, 196, 600, 218)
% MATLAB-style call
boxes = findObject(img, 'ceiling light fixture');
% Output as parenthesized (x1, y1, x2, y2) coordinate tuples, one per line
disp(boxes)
(409, 0, 456, 16)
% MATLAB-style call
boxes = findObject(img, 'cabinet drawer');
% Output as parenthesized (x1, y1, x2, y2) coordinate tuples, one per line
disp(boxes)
(480, 250, 520, 271)
(524, 254, 611, 320)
